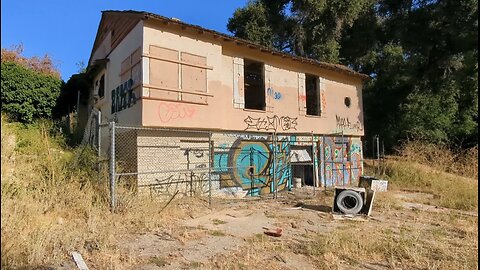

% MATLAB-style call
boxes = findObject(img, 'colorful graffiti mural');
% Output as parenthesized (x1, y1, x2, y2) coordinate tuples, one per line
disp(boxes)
(320, 136, 363, 187)
(213, 134, 362, 195)
(213, 137, 291, 196)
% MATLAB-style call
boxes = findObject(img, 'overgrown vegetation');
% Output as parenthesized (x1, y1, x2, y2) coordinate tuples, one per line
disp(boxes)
(0, 115, 187, 269)
(1, 50, 63, 123)
(228, 0, 478, 150)
(1, 45, 90, 130)
(382, 160, 477, 211)
(395, 140, 478, 179)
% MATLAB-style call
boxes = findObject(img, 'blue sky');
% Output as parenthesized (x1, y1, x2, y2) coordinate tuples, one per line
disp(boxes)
(1, 0, 248, 80)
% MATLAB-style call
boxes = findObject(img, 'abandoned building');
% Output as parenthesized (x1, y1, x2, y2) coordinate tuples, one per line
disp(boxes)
(86, 10, 370, 197)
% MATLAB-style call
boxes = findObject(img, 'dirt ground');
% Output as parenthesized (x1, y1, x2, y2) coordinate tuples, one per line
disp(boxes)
(94, 187, 476, 270)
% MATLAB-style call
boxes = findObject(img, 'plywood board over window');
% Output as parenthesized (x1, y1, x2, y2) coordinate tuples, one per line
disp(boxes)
(149, 46, 179, 90)
(120, 47, 142, 87)
(145, 45, 211, 105)
(181, 52, 207, 92)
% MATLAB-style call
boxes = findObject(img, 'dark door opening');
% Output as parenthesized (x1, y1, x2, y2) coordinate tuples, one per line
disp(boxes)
(292, 165, 314, 186)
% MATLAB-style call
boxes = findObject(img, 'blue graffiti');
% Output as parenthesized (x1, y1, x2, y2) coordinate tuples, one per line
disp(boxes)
(267, 87, 282, 100)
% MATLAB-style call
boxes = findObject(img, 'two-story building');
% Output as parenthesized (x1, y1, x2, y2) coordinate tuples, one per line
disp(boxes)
(87, 10, 369, 196)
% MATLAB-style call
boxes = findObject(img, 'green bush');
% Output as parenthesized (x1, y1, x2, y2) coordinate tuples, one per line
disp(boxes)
(1, 61, 62, 123)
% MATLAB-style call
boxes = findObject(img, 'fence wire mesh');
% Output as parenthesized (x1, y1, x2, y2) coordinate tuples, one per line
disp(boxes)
(88, 122, 364, 211)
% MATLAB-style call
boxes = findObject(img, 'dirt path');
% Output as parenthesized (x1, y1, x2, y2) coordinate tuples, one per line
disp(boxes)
(112, 189, 477, 269)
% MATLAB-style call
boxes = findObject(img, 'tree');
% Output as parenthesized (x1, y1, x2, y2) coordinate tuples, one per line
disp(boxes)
(1, 47, 63, 123)
(228, 0, 478, 149)
(228, 0, 374, 62)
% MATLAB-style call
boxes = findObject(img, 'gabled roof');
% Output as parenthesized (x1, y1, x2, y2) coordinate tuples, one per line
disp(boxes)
(89, 10, 370, 81)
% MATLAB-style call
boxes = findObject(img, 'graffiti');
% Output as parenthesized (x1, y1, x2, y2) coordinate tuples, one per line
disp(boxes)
(158, 103, 196, 123)
(335, 115, 362, 131)
(149, 171, 210, 196)
(321, 136, 363, 187)
(183, 147, 208, 170)
(298, 95, 307, 102)
(267, 87, 282, 100)
(224, 133, 268, 140)
(321, 91, 326, 112)
(244, 115, 298, 132)
(213, 138, 291, 195)
(111, 78, 137, 114)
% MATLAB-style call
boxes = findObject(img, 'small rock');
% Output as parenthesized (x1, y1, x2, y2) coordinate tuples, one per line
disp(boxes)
(57, 217, 64, 225)
(291, 222, 298, 228)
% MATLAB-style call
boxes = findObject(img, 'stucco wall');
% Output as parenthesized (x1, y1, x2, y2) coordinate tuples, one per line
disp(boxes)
(93, 20, 144, 126)
(141, 21, 364, 136)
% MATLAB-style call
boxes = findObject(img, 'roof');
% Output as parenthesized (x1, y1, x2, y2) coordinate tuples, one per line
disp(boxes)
(90, 10, 370, 81)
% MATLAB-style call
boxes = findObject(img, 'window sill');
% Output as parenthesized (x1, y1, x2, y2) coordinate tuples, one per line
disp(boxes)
(95, 97, 107, 106)
(243, 108, 267, 113)
(305, 114, 322, 118)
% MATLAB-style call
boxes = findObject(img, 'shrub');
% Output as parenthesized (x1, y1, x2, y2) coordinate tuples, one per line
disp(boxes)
(1, 61, 62, 123)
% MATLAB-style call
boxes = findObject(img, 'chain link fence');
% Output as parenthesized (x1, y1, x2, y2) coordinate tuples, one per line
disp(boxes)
(83, 120, 362, 211)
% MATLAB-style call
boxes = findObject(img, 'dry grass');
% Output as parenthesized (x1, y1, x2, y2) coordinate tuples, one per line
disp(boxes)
(0, 116, 191, 269)
(395, 140, 478, 179)
(297, 210, 478, 270)
(368, 160, 478, 211)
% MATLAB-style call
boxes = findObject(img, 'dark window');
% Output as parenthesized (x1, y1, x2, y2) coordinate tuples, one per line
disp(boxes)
(98, 74, 105, 98)
(305, 74, 320, 116)
(244, 59, 265, 110)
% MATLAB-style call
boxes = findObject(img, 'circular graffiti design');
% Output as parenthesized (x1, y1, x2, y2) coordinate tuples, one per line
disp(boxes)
(228, 140, 271, 189)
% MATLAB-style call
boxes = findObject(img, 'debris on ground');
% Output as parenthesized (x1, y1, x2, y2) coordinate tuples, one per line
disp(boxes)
(263, 227, 283, 237)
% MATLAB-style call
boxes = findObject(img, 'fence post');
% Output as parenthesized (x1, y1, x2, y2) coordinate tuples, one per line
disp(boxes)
(272, 133, 277, 199)
(208, 132, 213, 206)
(249, 148, 254, 196)
(109, 121, 116, 212)
(97, 111, 101, 177)
(311, 132, 316, 196)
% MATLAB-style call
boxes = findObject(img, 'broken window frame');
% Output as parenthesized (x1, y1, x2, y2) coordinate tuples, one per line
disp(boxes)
(243, 59, 266, 111)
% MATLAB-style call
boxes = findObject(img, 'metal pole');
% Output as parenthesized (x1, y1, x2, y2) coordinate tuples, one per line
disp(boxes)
(109, 121, 116, 212)
(322, 136, 327, 190)
(97, 111, 102, 182)
(272, 132, 277, 199)
(342, 130, 346, 186)
(376, 135, 380, 174)
(311, 132, 316, 196)
(76, 90, 80, 128)
(208, 132, 212, 206)
(249, 148, 254, 196)
(372, 135, 376, 171)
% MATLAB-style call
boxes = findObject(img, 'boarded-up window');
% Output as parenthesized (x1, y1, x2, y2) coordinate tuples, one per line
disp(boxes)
(181, 52, 207, 92)
(120, 47, 142, 87)
(244, 59, 265, 110)
(149, 46, 179, 89)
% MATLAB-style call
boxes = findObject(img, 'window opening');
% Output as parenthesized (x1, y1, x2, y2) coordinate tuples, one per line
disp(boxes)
(305, 74, 320, 116)
(244, 59, 265, 110)
(98, 74, 105, 98)
(344, 97, 351, 108)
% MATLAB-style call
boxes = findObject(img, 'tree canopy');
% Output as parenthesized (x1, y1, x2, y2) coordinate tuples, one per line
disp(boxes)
(1, 46, 63, 123)
(228, 0, 478, 149)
